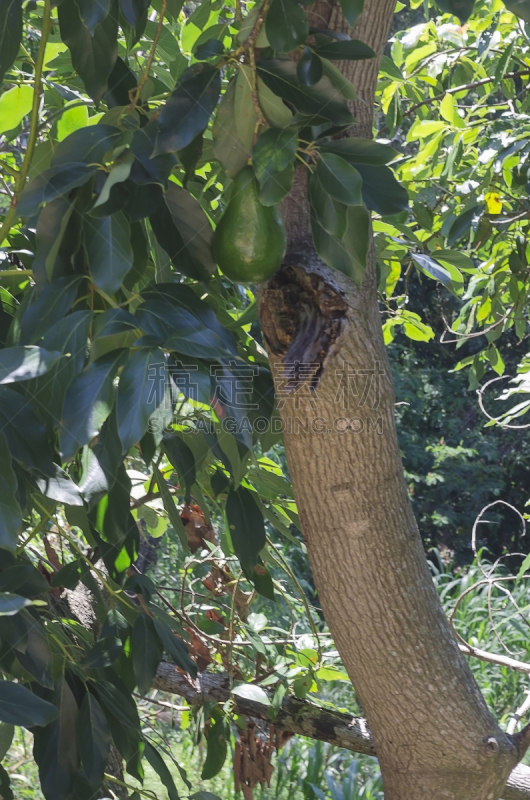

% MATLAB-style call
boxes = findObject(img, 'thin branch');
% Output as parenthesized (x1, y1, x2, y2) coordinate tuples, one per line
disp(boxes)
(508, 691, 530, 735)
(404, 69, 530, 118)
(152, 663, 530, 800)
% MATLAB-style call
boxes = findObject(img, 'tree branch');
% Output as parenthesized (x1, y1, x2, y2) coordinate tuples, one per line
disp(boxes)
(153, 663, 530, 800)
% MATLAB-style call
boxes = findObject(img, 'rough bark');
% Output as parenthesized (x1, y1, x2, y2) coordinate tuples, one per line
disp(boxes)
(153, 664, 530, 800)
(256, 1, 529, 797)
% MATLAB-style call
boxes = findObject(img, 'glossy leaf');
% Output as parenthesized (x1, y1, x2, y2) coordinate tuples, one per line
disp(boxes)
(297, 47, 323, 85)
(152, 618, 197, 676)
(316, 153, 363, 205)
(266, 0, 309, 52)
(355, 164, 409, 216)
(0, 593, 32, 615)
(0, 682, 58, 728)
(33, 679, 79, 800)
(116, 348, 167, 452)
(60, 348, 128, 460)
(319, 137, 398, 165)
(76, 0, 110, 33)
(258, 60, 354, 125)
(58, 0, 119, 102)
(252, 128, 297, 186)
(201, 712, 229, 779)
(0, 346, 62, 384)
(154, 63, 221, 155)
(18, 164, 98, 218)
(312, 38, 375, 60)
(257, 163, 295, 205)
(163, 433, 196, 503)
(150, 183, 215, 280)
(212, 78, 252, 178)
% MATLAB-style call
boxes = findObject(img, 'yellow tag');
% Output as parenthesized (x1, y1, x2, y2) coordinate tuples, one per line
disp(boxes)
(485, 192, 502, 214)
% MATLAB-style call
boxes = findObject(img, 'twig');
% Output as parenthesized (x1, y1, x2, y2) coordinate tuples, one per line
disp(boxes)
(130, 0, 168, 109)
(508, 691, 530, 735)
(404, 68, 530, 117)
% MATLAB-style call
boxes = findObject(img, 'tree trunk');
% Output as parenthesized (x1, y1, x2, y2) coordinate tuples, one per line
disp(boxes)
(258, 1, 528, 796)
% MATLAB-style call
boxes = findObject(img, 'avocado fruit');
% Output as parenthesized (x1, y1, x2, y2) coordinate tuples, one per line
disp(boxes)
(213, 166, 287, 284)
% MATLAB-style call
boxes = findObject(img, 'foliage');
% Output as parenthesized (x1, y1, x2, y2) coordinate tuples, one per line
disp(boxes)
(2, 0, 530, 795)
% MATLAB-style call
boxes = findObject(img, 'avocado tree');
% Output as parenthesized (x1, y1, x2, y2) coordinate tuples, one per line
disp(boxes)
(2, 0, 530, 797)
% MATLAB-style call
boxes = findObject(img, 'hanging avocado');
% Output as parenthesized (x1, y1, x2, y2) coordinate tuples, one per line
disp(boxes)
(213, 166, 287, 284)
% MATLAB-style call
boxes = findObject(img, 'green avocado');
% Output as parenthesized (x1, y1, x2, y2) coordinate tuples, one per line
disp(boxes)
(213, 166, 287, 284)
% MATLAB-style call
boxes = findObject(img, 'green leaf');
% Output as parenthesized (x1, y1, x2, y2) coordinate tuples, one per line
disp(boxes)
(316, 153, 363, 205)
(338, 0, 364, 26)
(136, 301, 235, 360)
(0, 765, 13, 800)
(78, 693, 111, 788)
(0, 85, 33, 135)
(144, 741, 180, 800)
(154, 465, 191, 554)
(319, 57, 357, 100)
(412, 253, 453, 287)
(252, 128, 297, 186)
(94, 680, 141, 730)
(0, 387, 54, 475)
(234, 66, 258, 154)
(163, 434, 196, 504)
(434, 0, 475, 22)
(15, 622, 54, 688)
(76, 0, 111, 33)
(297, 47, 323, 85)
(86, 211, 134, 294)
(150, 183, 215, 281)
(0, 723, 14, 760)
(0, 434, 21, 552)
(265, 0, 308, 52)
(33, 678, 80, 800)
(82, 636, 122, 668)
(152, 618, 197, 676)
(311, 204, 369, 284)
(132, 613, 164, 695)
(0, 593, 32, 615)
(257, 163, 295, 206)
(58, 0, 119, 102)
(0, 0, 22, 85)
(0, 346, 62, 384)
(355, 164, 409, 216)
(504, 0, 530, 21)
(233, 684, 271, 705)
(212, 78, 252, 178)
(226, 486, 265, 571)
(319, 137, 398, 166)
(60, 348, 128, 460)
(447, 205, 483, 246)
(0, 682, 58, 728)
(116, 348, 166, 452)
(19, 276, 84, 345)
(257, 77, 293, 127)
(17, 164, 98, 218)
(51, 124, 121, 167)
(309, 171, 347, 237)
(312, 38, 375, 60)
(154, 63, 221, 155)
(258, 60, 353, 126)
(201, 712, 229, 780)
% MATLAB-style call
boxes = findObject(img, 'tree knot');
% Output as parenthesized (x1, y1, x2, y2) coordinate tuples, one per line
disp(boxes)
(260, 263, 348, 390)
(483, 736, 499, 756)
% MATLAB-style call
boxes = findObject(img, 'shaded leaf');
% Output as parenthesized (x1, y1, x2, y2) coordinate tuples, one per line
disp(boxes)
(78, 693, 111, 787)
(0, 433, 22, 552)
(116, 348, 167, 452)
(0, 682, 58, 728)
(154, 63, 221, 155)
(226, 486, 265, 571)
(150, 183, 215, 280)
(132, 614, 164, 695)
(266, 0, 309, 52)
(60, 349, 128, 460)
(144, 741, 180, 800)
(58, 0, 119, 102)
(355, 163, 409, 216)
(0, 346, 62, 385)
(0, 0, 22, 85)
(86, 211, 134, 294)
(316, 153, 363, 205)
(312, 38, 375, 60)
